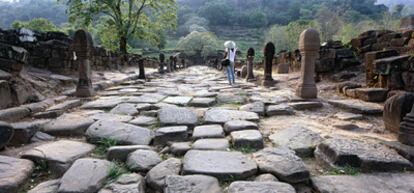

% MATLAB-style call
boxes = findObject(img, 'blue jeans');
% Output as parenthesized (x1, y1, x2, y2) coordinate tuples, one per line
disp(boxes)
(226, 63, 235, 84)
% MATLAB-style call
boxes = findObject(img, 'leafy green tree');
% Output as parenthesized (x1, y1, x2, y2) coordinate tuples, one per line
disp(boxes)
(286, 20, 315, 50)
(265, 25, 290, 53)
(62, 0, 177, 54)
(338, 23, 360, 44)
(198, 0, 231, 26)
(316, 6, 342, 42)
(177, 31, 220, 58)
(12, 18, 58, 32)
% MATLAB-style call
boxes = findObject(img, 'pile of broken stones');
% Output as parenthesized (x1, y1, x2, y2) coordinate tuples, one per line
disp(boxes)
(0, 66, 414, 193)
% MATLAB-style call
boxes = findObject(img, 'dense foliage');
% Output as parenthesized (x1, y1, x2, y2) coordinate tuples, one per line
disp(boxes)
(0, 0, 67, 28)
(61, 0, 177, 54)
(177, 31, 220, 58)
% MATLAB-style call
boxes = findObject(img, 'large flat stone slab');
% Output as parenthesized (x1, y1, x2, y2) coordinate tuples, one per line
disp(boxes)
(106, 145, 152, 162)
(10, 119, 50, 145)
(228, 181, 296, 193)
(253, 147, 310, 183)
(190, 97, 216, 107)
(159, 107, 198, 126)
(21, 140, 95, 175)
(231, 130, 264, 150)
(315, 138, 413, 172)
(126, 149, 162, 172)
(163, 96, 193, 106)
(192, 125, 225, 139)
(89, 113, 133, 122)
(192, 138, 229, 150)
(58, 158, 111, 193)
(146, 158, 182, 191)
(266, 104, 294, 116)
(109, 103, 139, 116)
(28, 179, 60, 193)
(223, 120, 258, 134)
(86, 120, 153, 145)
(126, 93, 166, 104)
(312, 173, 414, 193)
(98, 173, 145, 193)
(239, 102, 265, 116)
(182, 150, 257, 179)
(269, 126, 322, 157)
(328, 99, 383, 115)
(81, 97, 124, 110)
(217, 93, 247, 104)
(129, 116, 157, 126)
(204, 108, 259, 124)
(154, 126, 189, 145)
(42, 113, 95, 136)
(0, 155, 34, 193)
(164, 175, 221, 193)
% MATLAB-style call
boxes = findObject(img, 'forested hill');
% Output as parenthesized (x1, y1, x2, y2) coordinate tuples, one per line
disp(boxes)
(376, 0, 414, 8)
(0, 0, 67, 28)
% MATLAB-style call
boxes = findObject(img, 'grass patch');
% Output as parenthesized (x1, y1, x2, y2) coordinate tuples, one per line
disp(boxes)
(326, 165, 360, 176)
(92, 139, 119, 158)
(218, 175, 237, 188)
(148, 120, 161, 130)
(160, 153, 169, 160)
(107, 161, 129, 184)
(230, 145, 257, 154)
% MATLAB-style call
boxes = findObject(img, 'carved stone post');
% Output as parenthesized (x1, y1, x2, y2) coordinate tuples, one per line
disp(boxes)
(262, 42, 275, 87)
(73, 29, 95, 97)
(138, 58, 146, 80)
(296, 28, 320, 99)
(399, 103, 414, 146)
(246, 48, 255, 81)
(159, 53, 165, 74)
(167, 56, 173, 73)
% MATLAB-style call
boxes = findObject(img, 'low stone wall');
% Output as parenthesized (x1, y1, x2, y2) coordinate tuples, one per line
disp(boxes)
(350, 30, 413, 58)
(276, 40, 360, 74)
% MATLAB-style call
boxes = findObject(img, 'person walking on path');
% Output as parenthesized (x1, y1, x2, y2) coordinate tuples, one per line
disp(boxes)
(224, 41, 237, 85)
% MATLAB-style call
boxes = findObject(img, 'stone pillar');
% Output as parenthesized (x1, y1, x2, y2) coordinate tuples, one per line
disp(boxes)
(167, 56, 173, 73)
(138, 58, 146, 80)
(399, 103, 414, 146)
(246, 48, 255, 81)
(296, 29, 320, 99)
(181, 58, 186, 69)
(72, 30, 95, 97)
(262, 42, 275, 87)
(159, 53, 165, 74)
(173, 56, 178, 70)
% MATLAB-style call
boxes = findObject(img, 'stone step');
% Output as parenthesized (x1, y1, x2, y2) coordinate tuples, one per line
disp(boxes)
(313, 173, 414, 193)
(328, 99, 383, 115)
(182, 150, 257, 180)
(315, 138, 413, 172)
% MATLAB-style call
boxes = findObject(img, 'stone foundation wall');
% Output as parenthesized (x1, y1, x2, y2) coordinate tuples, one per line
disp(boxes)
(277, 40, 360, 74)
(351, 29, 414, 91)
(0, 28, 159, 75)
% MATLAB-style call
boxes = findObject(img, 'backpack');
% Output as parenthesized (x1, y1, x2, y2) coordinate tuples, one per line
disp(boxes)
(221, 59, 230, 67)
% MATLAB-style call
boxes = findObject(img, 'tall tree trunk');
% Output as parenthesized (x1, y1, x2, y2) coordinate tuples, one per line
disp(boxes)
(119, 36, 128, 54)
(119, 36, 128, 68)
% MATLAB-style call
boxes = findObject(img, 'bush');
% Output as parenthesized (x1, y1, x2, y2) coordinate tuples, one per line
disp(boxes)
(12, 18, 58, 32)
(177, 31, 220, 58)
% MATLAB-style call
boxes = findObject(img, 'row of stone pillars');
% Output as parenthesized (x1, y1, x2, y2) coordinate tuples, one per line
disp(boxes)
(159, 53, 185, 74)
(260, 28, 320, 99)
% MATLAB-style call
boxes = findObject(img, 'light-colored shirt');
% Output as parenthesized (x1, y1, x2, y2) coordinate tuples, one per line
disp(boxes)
(228, 48, 236, 63)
